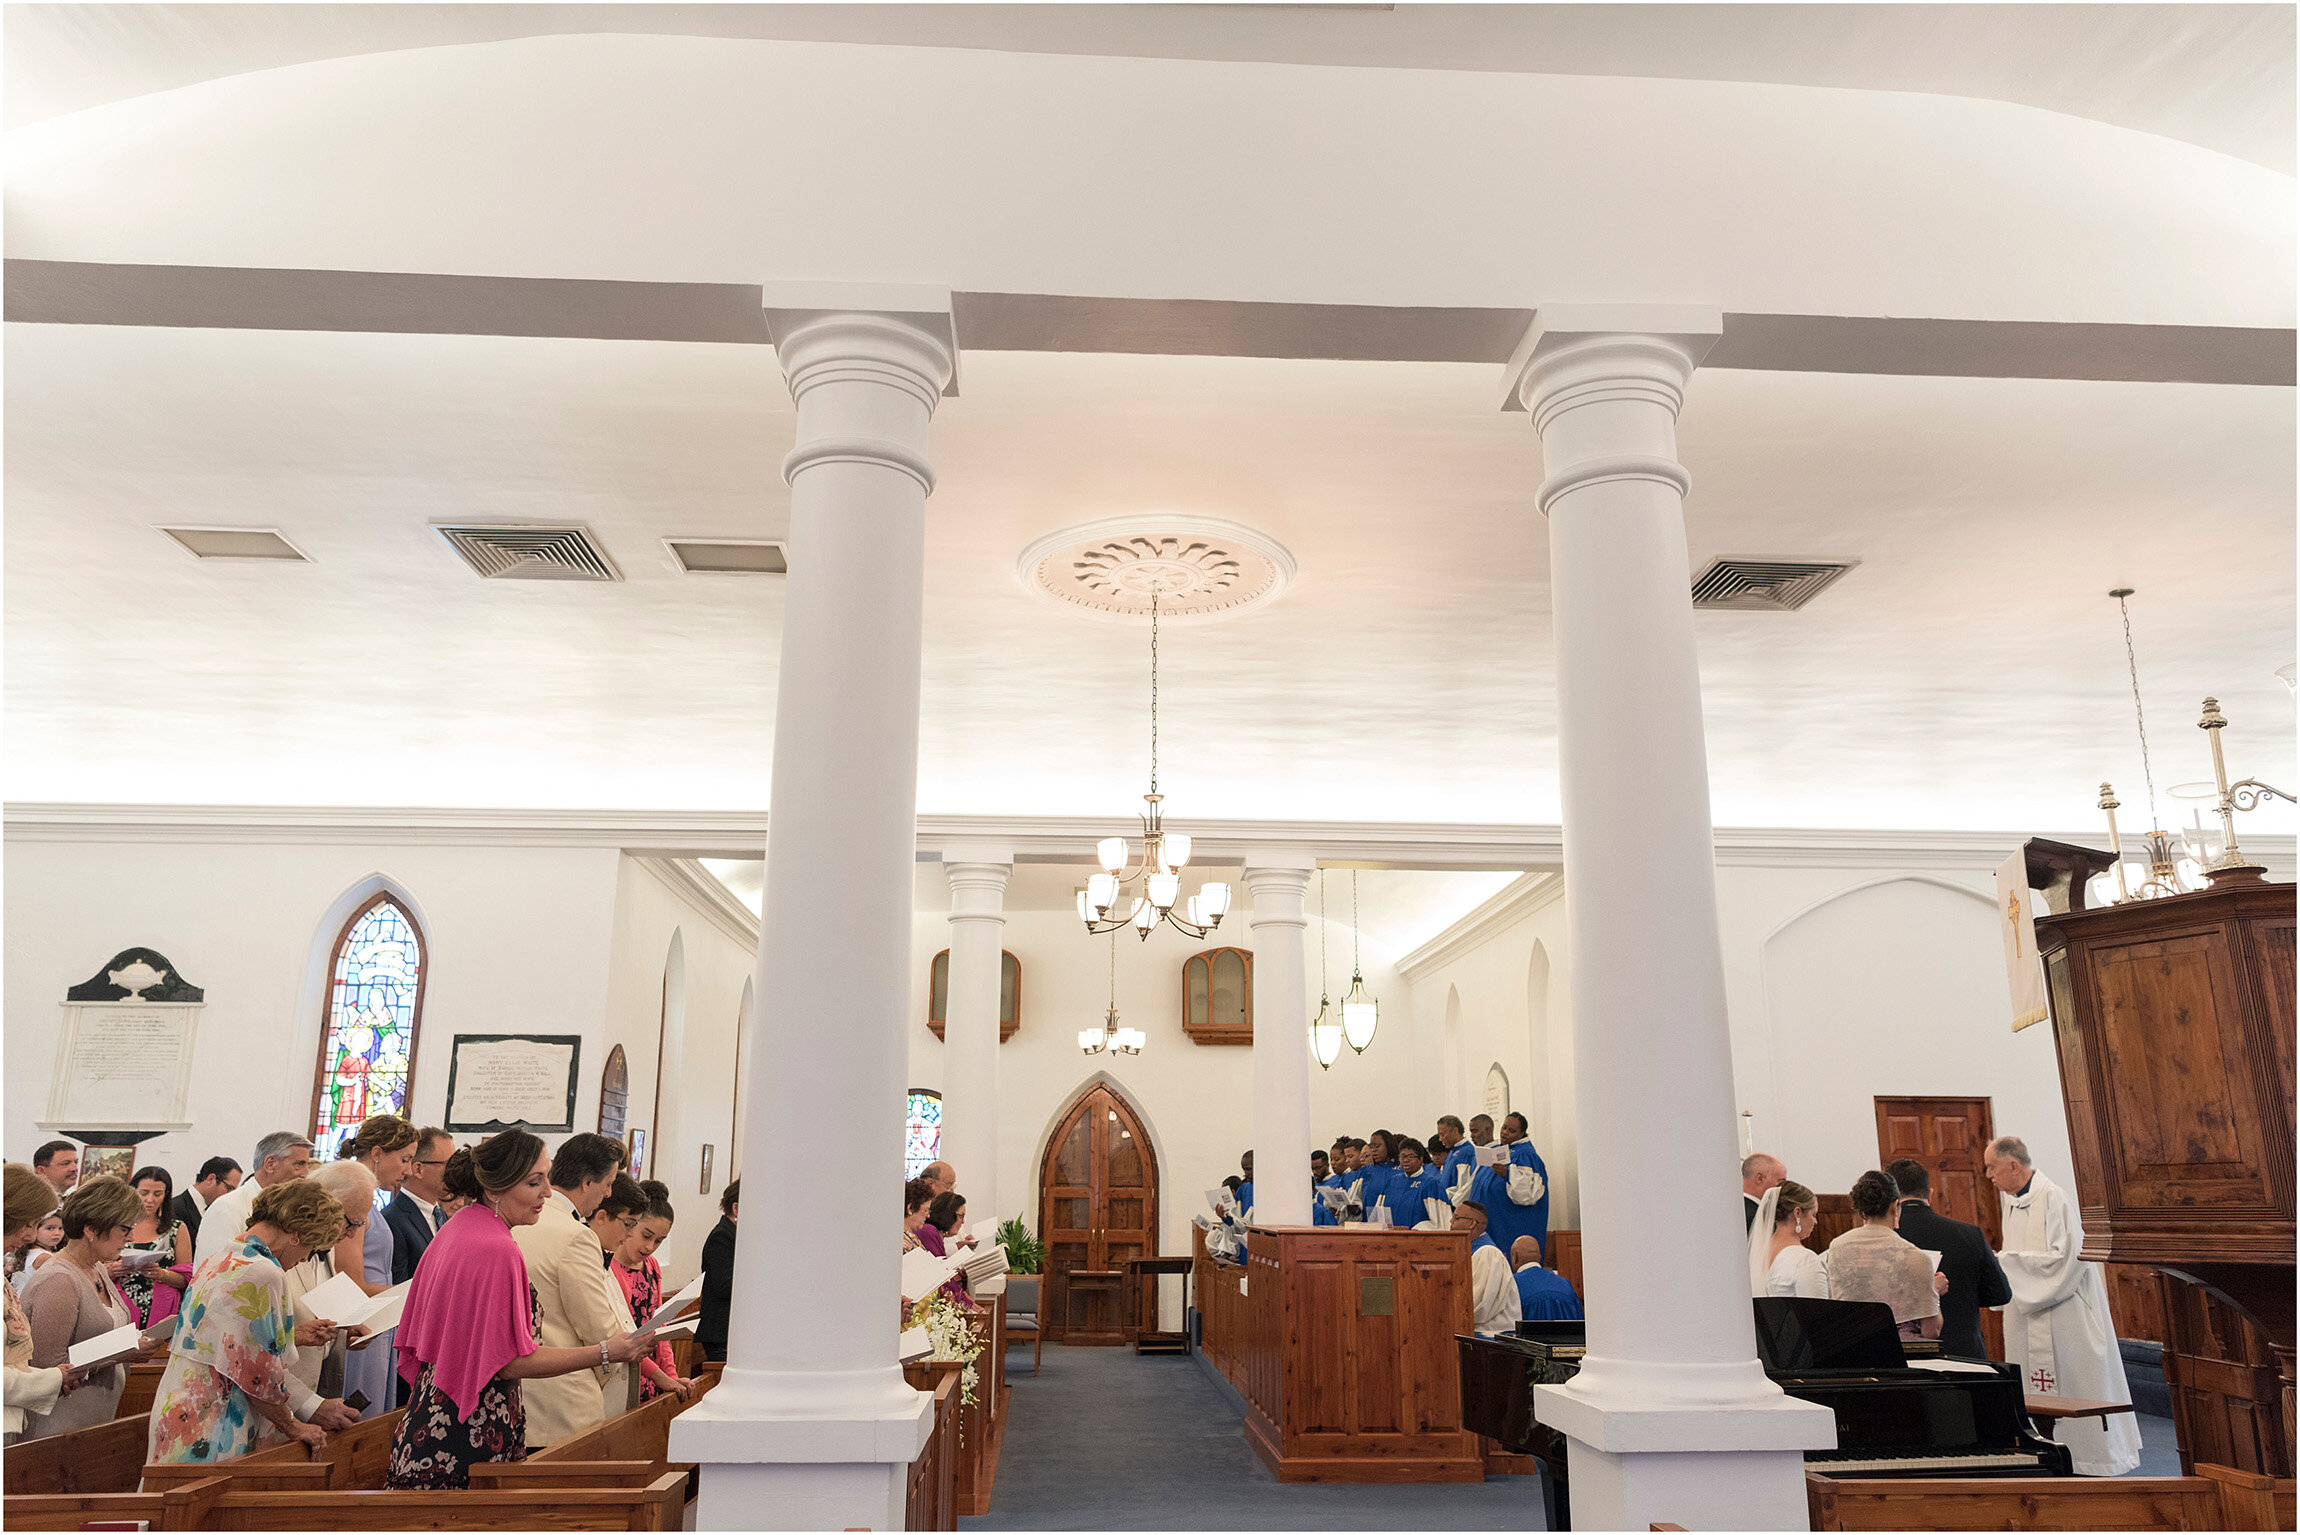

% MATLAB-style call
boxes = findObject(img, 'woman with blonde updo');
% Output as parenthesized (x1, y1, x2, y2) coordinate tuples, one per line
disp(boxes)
(148, 1180, 363, 1462)
(1748, 1179, 1831, 1299)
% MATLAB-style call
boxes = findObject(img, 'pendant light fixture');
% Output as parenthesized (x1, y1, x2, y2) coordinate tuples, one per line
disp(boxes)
(1340, 869, 1378, 1054)
(1076, 592, 1233, 940)
(1078, 930, 1145, 1056)
(1309, 868, 1343, 1070)
(2093, 590, 2206, 901)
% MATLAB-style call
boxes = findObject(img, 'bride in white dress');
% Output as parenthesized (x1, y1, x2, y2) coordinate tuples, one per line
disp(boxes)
(1748, 1180, 1830, 1299)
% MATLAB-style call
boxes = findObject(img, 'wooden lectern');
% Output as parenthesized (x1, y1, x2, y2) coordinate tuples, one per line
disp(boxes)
(1232, 1226, 1483, 1483)
(2030, 856, 2295, 1477)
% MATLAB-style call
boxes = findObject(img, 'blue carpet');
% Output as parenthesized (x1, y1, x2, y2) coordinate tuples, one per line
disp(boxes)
(962, 1344, 2187, 1530)
(963, 1342, 1549, 1530)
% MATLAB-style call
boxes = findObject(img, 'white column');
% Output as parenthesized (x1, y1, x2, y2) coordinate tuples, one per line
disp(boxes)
(939, 847, 1012, 1224)
(671, 293, 955, 1532)
(1504, 306, 1832, 1530)
(1243, 853, 1315, 1227)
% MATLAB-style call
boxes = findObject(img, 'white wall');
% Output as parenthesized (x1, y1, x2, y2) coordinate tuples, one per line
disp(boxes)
(1403, 860, 2082, 1229)
(3, 837, 621, 1183)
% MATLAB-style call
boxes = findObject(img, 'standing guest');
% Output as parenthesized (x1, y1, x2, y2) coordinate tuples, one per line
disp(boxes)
(385, 1129, 456, 1286)
(4, 1166, 85, 1444)
(609, 1188, 690, 1403)
(1742, 1153, 1787, 1232)
(284, 1161, 376, 1404)
(901, 1179, 935, 1252)
(1987, 1136, 2140, 1477)
(30, 1144, 78, 1199)
(509, 1133, 630, 1450)
(922, 1192, 972, 1304)
(1886, 1159, 2010, 1360)
(585, 1176, 647, 1259)
(20, 1177, 164, 1437)
(1509, 1235, 1584, 1321)
(386, 1133, 662, 1489)
(147, 1181, 363, 1463)
(117, 1166, 192, 1330)
(1827, 1171, 1943, 1339)
(697, 1180, 738, 1364)
(333, 1116, 419, 1420)
(922, 1162, 957, 1198)
(1461, 1112, 1548, 1257)
(1451, 1201, 1522, 1337)
(194, 1132, 314, 1267)
(173, 1158, 241, 1253)
(1748, 1180, 1829, 1299)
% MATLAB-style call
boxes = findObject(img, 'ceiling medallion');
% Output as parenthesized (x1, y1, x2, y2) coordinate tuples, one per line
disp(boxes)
(1015, 515, 1297, 623)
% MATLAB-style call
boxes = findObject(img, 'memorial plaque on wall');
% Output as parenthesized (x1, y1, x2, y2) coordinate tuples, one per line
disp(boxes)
(43, 948, 204, 1133)
(445, 1034, 582, 1133)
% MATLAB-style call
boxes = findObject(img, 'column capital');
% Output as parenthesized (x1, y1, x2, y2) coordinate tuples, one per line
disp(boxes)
(1498, 303, 1722, 417)
(763, 287, 958, 495)
(942, 858, 1012, 921)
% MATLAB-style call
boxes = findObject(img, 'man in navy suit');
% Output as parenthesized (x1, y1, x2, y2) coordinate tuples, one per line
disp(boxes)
(383, 1127, 456, 1285)
(1887, 1157, 2011, 1360)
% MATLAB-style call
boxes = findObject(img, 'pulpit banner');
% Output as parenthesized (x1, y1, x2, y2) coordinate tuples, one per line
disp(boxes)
(1996, 851, 2049, 1032)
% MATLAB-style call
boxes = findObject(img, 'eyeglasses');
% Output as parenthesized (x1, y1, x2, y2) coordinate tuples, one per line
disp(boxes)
(414, 1160, 450, 1168)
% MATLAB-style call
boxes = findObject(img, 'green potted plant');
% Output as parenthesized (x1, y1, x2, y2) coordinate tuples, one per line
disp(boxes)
(995, 1215, 1044, 1275)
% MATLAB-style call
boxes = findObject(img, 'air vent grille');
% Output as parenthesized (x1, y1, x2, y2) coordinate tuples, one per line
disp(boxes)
(160, 527, 310, 562)
(435, 525, 620, 582)
(665, 539, 788, 575)
(1690, 557, 1858, 612)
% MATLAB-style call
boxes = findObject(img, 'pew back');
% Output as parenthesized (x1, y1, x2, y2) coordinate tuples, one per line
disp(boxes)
(137, 1407, 408, 1494)
(1807, 1471, 2229, 1530)
(7, 1472, 688, 1531)
(470, 1461, 662, 1489)
(2, 1412, 150, 1494)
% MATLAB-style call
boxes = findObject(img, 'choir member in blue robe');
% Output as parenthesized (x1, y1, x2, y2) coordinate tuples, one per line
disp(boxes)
(1393, 1140, 1444, 1225)
(1355, 1131, 1403, 1225)
(1441, 1114, 1493, 1194)
(1464, 1112, 1548, 1257)
(1310, 1150, 1332, 1189)
(1510, 1236, 1583, 1320)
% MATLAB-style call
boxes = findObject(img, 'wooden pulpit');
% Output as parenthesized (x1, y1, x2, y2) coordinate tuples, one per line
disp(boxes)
(1234, 1226, 1483, 1483)
(2031, 860, 2295, 1477)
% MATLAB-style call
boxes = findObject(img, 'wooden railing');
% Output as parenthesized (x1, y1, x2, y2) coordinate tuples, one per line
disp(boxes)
(138, 1409, 409, 1494)
(1805, 1468, 2295, 1531)
(4, 1471, 688, 1530)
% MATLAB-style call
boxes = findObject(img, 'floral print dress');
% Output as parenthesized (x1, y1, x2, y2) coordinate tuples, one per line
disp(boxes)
(117, 1219, 182, 1329)
(384, 1283, 538, 1489)
(147, 1237, 308, 1464)
(610, 1257, 678, 1403)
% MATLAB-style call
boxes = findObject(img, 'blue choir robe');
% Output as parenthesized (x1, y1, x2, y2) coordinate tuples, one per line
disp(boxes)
(1514, 1263, 1583, 1320)
(1395, 1166, 1444, 1224)
(1310, 1198, 1338, 1226)
(1466, 1139, 1549, 1257)
(1318, 1173, 1346, 1190)
(1440, 1139, 1480, 1193)
(1234, 1180, 1254, 1219)
(1357, 1164, 1405, 1226)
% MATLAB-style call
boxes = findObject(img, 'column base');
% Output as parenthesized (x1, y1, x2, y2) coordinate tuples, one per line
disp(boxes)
(671, 1367, 932, 1532)
(1537, 1377, 1835, 1531)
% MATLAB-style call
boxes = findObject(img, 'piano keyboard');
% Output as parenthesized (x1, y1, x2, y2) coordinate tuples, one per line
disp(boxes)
(1811, 1451, 2045, 1475)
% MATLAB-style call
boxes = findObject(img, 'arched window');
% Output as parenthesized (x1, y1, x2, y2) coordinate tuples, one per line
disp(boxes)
(904, 1089, 943, 1180)
(310, 893, 426, 1161)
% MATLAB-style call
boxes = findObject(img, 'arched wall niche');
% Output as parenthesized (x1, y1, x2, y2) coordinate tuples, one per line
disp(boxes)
(1758, 874, 2074, 1200)
(648, 927, 687, 1182)
(1442, 984, 1464, 1113)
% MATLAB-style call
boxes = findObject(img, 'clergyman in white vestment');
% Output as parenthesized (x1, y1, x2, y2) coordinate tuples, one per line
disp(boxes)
(1990, 1144, 2140, 1477)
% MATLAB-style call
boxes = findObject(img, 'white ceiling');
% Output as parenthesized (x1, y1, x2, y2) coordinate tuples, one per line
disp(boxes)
(7, 3, 2291, 171)
(7, 324, 2292, 834)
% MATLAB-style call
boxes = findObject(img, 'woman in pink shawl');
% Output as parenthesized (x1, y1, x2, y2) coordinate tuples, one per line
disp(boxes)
(385, 1131, 662, 1489)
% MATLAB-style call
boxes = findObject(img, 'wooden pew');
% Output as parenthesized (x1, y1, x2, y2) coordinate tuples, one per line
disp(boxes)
(3, 1413, 152, 1494)
(471, 1461, 661, 1489)
(6, 1471, 688, 1530)
(903, 1373, 959, 1531)
(115, 1359, 166, 1418)
(2193, 1462, 2299, 1532)
(138, 1407, 408, 1494)
(1806, 1470, 2230, 1530)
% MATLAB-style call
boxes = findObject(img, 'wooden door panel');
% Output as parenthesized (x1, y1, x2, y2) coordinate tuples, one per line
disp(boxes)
(1875, 1093, 2003, 1359)
(1039, 1084, 1161, 1344)
(1881, 1115, 1924, 1159)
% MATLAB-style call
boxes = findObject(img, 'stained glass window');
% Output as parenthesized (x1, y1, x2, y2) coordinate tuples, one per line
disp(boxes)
(311, 894, 425, 1161)
(904, 1090, 943, 1180)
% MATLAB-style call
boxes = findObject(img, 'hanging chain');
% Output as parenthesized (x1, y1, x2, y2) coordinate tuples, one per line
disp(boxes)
(1319, 868, 1330, 990)
(1351, 868, 1363, 973)
(1108, 928, 1118, 1010)
(2115, 590, 2161, 827)
(1148, 591, 1160, 795)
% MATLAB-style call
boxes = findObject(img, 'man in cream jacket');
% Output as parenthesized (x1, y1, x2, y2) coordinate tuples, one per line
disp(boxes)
(512, 1133, 629, 1449)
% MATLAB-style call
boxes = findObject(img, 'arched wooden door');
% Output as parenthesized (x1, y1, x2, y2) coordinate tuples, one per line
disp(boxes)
(1039, 1085, 1159, 1344)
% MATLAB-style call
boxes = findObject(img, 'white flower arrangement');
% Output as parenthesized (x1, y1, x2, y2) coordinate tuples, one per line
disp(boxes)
(908, 1292, 986, 1407)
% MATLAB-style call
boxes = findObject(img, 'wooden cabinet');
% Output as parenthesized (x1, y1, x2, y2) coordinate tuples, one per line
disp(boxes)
(926, 949, 1021, 1041)
(2032, 871, 2295, 1477)
(1182, 947, 1253, 1045)
(1233, 1226, 1482, 1483)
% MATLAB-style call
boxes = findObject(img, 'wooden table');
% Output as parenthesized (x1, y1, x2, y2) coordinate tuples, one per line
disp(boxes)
(1127, 1256, 1193, 1355)
(2025, 1394, 2138, 1420)
(1062, 1269, 1128, 1345)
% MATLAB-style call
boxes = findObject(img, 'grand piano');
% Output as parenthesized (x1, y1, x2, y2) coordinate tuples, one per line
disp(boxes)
(1459, 1298, 2071, 1529)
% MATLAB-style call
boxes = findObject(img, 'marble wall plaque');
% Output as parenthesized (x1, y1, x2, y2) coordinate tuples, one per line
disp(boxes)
(445, 1033, 581, 1132)
(46, 1001, 201, 1131)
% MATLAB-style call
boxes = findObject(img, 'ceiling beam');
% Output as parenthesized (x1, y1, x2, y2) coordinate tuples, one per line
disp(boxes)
(7, 260, 2290, 385)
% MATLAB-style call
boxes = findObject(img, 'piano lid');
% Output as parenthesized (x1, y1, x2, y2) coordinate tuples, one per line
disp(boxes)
(1753, 1297, 1906, 1372)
